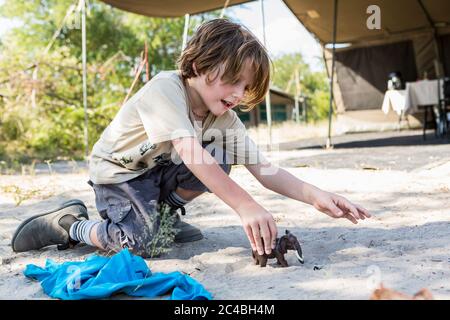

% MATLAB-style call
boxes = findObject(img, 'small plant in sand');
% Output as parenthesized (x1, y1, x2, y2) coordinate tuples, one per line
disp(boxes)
(45, 160, 53, 175)
(146, 202, 180, 258)
(21, 160, 37, 176)
(0, 184, 42, 206)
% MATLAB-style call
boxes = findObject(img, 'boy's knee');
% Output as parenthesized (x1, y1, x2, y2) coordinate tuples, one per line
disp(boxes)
(97, 208, 159, 258)
(120, 228, 155, 258)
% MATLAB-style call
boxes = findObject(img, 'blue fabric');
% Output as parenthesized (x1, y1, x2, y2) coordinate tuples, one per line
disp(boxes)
(23, 249, 212, 300)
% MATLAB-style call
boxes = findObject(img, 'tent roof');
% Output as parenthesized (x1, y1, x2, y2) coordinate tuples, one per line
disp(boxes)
(282, 0, 450, 45)
(99, 0, 252, 18)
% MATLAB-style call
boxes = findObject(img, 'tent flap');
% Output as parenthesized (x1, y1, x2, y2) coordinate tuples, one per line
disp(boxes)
(335, 40, 418, 111)
(284, 0, 450, 112)
(100, 0, 252, 17)
(283, 0, 450, 45)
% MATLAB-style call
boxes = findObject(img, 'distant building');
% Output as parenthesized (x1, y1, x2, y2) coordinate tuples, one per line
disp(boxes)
(236, 87, 296, 127)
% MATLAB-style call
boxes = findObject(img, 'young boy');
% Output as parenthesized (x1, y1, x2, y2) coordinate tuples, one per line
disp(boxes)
(12, 19, 370, 258)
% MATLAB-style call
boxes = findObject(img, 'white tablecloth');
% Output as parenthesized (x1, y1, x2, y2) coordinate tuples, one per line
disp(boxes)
(382, 79, 443, 115)
(404, 79, 442, 114)
(382, 89, 406, 116)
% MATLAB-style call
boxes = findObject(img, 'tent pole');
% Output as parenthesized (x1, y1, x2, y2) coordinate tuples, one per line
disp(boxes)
(81, 0, 89, 159)
(326, 0, 338, 149)
(220, 0, 231, 18)
(182, 13, 190, 51)
(417, 0, 445, 134)
(260, 0, 272, 150)
(294, 68, 300, 123)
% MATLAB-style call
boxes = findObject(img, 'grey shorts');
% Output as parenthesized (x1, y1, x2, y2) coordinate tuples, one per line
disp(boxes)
(89, 145, 231, 257)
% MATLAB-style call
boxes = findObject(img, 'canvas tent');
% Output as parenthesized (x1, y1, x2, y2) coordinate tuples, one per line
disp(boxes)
(283, 0, 450, 113)
(100, 0, 450, 114)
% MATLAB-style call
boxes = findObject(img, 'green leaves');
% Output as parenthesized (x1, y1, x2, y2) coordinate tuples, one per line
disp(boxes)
(272, 52, 330, 122)
(0, 0, 216, 164)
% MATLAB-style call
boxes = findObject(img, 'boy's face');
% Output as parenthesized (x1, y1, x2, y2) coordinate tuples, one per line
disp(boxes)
(190, 59, 254, 117)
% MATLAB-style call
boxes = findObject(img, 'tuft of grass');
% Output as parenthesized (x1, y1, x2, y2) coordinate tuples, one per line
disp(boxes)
(20, 160, 37, 176)
(145, 202, 180, 258)
(0, 184, 42, 206)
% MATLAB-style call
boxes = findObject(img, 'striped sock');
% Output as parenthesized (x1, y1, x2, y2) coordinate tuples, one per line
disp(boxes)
(69, 220, 99, 246)
(164, 191, 189, 208)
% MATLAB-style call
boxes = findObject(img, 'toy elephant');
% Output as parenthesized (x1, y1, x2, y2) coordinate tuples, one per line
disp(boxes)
(252, 230, 304, 267)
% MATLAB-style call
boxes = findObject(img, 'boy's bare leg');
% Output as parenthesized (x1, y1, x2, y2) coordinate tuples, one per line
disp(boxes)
(89, 224, 105, 250)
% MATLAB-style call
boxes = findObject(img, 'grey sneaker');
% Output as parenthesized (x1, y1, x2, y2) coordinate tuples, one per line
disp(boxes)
(11, 199, 89, 252)
(172, 213, 204, 243)
(161, 204, 203, 243)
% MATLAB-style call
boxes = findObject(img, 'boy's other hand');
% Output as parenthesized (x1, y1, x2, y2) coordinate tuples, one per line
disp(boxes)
(237, 202, 277, 256)
(312, 190, 371, 224)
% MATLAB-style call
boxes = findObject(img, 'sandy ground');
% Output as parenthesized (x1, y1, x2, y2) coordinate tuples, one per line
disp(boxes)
(0, 130, 449, 300)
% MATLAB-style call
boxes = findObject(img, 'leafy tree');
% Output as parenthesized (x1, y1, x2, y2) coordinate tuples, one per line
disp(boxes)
(0, 0, 218, 163)
(272, 52, 330, 122)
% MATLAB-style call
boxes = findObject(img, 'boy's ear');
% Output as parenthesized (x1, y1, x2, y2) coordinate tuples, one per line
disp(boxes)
(192, 62, 199, 76)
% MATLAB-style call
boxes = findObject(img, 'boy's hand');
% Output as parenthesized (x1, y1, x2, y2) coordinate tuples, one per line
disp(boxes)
(237, 202, 278, 256)
(312, 190, 371, 224)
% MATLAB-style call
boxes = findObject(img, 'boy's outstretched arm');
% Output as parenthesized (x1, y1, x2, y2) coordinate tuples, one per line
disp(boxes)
(172, 137, 277, 255)
(245, 162, 371, 224)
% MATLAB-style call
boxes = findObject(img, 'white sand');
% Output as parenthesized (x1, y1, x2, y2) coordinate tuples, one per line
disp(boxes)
(1, 149, 449, 300)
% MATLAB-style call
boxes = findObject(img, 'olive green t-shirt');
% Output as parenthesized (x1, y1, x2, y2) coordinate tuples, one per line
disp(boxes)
(89, 70, 265, 184)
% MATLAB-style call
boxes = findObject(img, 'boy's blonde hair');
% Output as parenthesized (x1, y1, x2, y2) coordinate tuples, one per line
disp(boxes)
(177, 19, 271, 110)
